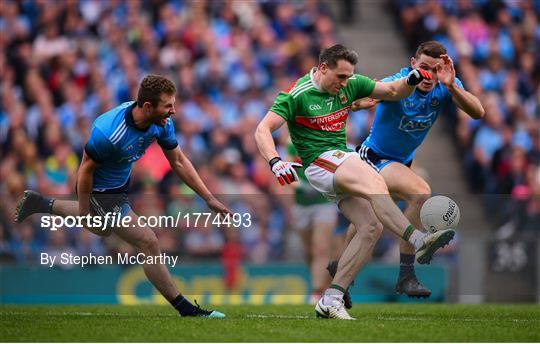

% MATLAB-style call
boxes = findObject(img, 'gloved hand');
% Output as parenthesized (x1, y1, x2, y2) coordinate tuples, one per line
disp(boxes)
(406, 68, 432, 86)
(269, 157, 302, 185)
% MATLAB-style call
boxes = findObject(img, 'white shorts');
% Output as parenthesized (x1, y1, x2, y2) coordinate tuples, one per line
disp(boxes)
(304, 150, 356, 203)
(293, 203, 338, 231)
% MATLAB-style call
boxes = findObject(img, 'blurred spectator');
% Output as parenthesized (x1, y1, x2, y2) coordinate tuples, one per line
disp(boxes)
(221, 228, 244, 290)
(43, 230, 78, 268)
(184, 226, 224, 259)
(1, 0, 346, 264)
(9, 222, 42, 264)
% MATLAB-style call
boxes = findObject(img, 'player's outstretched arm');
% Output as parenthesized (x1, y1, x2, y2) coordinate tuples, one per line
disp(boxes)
(437, 54, 484, 119)
(255, 111, 302, 185)
(369, 69, 432, 101)
(163, 147, 231, 215)
(351, 97, 379, 111)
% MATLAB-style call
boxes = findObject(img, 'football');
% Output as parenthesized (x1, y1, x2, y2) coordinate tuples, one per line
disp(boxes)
(420, 195, 460, 233)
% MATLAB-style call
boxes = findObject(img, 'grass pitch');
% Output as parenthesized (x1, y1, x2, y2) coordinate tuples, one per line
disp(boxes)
(1, 304, 538, 342)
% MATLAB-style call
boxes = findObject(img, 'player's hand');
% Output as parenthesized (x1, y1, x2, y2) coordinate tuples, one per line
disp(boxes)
(206, 197, 232, 216)
(269, 157, 302, 185)
(351, 98, 379, 111)
(436, 54, 456, 88)
(406, 68, 432, 86)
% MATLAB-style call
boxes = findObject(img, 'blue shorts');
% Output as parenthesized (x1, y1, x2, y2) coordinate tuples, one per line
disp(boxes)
(89, 182, 131, 218)
(356, 145, 412, 172)
(76, 179, 131, 218)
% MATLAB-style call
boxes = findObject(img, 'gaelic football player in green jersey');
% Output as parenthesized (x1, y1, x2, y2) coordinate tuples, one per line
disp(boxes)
(255, 44, 455, 320)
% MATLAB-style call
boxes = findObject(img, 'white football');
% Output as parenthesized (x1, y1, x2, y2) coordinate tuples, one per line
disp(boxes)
(420, 195, 460, 233)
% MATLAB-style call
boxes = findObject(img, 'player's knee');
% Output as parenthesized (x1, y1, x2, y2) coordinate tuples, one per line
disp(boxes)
(416, 181, 431, 198)
(138, 231, 160, 254)
(357, 220, 382, 242)
(367, 221, 383, 241)
(373, 221, 383, 239)
(407, 182, 431, 207)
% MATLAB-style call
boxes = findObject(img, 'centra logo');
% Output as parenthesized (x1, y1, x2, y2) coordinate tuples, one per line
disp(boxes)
(309, 104, 322, 110)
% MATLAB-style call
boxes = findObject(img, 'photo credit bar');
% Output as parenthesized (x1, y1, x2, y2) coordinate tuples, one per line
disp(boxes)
(39, 212, 253, 231)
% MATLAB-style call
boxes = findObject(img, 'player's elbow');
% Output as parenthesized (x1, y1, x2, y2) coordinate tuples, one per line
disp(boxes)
(387, 89, 400, 100)
(254, 123, 269, 145)
(384, 83, 404, 101)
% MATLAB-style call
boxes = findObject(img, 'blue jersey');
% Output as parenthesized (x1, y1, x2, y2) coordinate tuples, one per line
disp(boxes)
(364, 68, 464, 163)
(84, 101, 178, 190)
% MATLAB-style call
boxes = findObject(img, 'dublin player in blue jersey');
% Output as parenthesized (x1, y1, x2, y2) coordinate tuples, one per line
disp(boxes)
(329, 41, 484, 300)
(15, 75, 230, 318)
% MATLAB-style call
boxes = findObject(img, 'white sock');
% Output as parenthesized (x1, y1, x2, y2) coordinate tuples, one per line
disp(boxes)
(409, 230, 427, 251)
(322, 288, 344, 305)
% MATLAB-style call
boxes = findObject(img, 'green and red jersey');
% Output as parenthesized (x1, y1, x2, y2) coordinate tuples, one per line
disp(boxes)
(270, 68, 376, 166)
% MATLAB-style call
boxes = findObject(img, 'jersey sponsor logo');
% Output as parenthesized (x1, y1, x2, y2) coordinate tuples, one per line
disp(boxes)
(309, 104, 322, 110)
(398, 112, 435, 132)
(295, 106, 351, 132)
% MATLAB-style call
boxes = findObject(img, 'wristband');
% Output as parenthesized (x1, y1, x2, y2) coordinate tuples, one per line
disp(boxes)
(268, 157, 281, 168)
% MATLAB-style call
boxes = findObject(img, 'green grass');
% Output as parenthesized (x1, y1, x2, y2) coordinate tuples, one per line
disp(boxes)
(1, 304, 538, 342)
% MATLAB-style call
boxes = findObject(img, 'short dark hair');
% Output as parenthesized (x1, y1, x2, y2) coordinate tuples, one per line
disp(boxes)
(319, 44, 358, 69)
(415, 41, 447, 59)
(137, 75, 176, 107)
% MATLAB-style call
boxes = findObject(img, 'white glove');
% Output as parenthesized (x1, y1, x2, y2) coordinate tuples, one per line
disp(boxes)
(269, 157, 302, 185)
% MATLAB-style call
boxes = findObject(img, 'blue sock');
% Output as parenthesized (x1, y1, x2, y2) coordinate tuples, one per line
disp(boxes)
(399, 253, 415, 280)
(170, 294, 197, 316)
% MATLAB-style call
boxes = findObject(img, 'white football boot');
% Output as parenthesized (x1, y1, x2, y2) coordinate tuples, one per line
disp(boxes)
(416, 228, 455, 264)
(315, 296, 355, 320)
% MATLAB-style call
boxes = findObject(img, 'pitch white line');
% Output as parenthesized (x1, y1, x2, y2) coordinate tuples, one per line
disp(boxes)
(246, 314, 311, 319)
(1, 311, 174, 317)
(374, 316, 536, 323)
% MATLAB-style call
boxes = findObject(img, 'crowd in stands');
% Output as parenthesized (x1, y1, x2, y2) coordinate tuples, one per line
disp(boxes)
(390, 0, 540, 238)
(1, 0, 538, 267)
(1, 0, 363, 265)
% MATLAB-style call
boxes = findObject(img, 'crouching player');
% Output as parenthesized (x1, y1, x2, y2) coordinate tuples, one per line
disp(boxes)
(15, 75, 230, 318)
